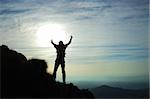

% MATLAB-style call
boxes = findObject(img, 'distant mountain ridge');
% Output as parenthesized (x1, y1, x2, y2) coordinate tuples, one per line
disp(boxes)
(91, 85, 149, 98)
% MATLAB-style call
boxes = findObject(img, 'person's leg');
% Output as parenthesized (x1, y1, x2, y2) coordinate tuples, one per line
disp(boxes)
(61, 62, 66, 83)
(53, 61, 59, 81)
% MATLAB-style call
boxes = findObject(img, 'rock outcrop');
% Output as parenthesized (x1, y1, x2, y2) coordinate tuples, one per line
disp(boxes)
(1, 45, 94, 98)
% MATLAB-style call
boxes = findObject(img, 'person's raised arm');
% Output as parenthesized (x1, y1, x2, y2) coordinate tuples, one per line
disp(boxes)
(66, 36, 73, 46)
(51, 40, 57, 47)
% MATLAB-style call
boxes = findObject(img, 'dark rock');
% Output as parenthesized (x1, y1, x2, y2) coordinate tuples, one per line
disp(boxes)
(1, 45, 95, 98)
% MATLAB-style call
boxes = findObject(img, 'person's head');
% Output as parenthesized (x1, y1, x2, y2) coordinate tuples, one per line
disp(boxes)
(59, 41, 64, 45)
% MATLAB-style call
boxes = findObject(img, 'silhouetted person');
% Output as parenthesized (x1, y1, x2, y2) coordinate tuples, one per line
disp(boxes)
(51, 36, 73, 83)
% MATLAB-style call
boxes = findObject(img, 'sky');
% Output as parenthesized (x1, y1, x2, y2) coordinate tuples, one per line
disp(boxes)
(0, 0, 149, 88)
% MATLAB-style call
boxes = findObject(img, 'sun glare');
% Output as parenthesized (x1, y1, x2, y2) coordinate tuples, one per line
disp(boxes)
(36, 23, 68, 47)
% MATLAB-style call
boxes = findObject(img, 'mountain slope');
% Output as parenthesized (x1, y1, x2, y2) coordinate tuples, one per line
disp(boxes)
(1, 45, 94, 98)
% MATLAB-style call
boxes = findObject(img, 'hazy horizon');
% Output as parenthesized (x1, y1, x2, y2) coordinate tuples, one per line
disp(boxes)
(0, 0, 149, 88)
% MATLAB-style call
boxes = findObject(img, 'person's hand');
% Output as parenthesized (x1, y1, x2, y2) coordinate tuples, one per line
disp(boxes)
(71, 35, 73, 39)
(51, 40, 53, 43)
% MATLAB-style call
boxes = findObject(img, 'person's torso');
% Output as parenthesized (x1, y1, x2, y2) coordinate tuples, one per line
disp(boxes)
(56, 45, 67, 58)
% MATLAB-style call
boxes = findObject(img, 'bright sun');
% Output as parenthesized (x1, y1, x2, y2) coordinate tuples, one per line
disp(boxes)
(36, 23, 68, 47)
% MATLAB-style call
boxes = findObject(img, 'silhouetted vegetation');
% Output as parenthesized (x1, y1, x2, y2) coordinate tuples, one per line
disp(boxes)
(1, 45, 94, 98)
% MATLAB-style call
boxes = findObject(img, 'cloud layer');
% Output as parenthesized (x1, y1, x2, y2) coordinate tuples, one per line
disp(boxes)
(0, 0, 149, 82)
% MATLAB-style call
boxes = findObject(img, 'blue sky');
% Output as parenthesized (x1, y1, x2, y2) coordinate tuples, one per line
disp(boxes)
(0, 0, 149, 86)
